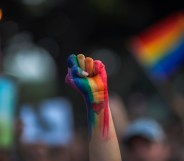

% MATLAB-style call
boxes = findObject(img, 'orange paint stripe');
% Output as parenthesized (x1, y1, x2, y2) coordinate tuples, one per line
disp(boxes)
(85, 57, 94, 76)
(92, 75, 105, 103)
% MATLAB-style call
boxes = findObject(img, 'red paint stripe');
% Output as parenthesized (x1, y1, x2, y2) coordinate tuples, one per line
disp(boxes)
(140, 12, 184, 44)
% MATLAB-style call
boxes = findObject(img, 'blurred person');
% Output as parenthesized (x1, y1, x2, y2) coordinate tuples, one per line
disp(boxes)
(20, 143, 50, 161)
(69, 129, 88, 161)
(122, 118, 170, 161)
(0, 149, 11, 161)
(65, 54, 122, 161)
(49, 146, 70, 161)
(0, 75, 18, 161)
(109, 93, 129, 139)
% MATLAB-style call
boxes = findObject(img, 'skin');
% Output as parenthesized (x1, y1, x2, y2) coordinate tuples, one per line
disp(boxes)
(65, 54, 122, 161)
(125, 137, 170, 161)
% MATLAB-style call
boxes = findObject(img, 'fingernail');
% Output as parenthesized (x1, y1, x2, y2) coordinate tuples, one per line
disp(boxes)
(82, 71, 89, 76)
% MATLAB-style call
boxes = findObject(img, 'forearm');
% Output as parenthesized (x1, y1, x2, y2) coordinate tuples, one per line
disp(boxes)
(87, 102, 122, 161)
(66, 54, 122, 161)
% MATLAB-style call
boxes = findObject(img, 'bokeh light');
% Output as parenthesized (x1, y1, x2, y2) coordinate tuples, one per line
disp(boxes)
(0, 8, 3, 21)
(3, 33, 56, 83)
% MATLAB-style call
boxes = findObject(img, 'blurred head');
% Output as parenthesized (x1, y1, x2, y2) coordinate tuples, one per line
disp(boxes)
(69, 129, 88, 161)
(122, 118, 170, 161)
(21, 143, 50, 161)
(0, 149, 11, 161)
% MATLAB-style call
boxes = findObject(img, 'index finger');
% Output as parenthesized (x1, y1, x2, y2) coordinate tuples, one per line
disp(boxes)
(67, 54, 79, 68)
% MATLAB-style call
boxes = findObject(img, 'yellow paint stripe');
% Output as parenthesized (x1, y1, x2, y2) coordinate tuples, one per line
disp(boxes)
(77, 54, 85, 70)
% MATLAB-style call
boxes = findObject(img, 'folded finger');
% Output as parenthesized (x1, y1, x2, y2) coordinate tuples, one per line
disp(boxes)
(85, 57, 94, 76)
(77, 54, 85, 70)
(67, 54, 79, 68)
(71, 66, 88, 78)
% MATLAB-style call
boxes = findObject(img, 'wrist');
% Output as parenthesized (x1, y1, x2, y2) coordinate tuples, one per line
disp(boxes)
(85, 90, 110, 138)
(85, 90, 109, 113)
(87, 101, 110, 138)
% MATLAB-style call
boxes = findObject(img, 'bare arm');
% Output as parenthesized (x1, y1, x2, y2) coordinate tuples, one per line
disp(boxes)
(89, 104, 122, 161)
(65, 54, 122, 161)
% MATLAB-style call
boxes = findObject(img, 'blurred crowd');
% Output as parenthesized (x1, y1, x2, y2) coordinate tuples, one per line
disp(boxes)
(1, 91, 184, 161)
(1, 0, 184, 161)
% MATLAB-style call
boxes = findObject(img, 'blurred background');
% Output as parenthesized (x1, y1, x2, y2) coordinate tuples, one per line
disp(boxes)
(0, 0, 184, 161)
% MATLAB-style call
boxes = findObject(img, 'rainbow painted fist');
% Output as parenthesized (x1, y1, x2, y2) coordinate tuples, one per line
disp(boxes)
(65, 54, 108, 113)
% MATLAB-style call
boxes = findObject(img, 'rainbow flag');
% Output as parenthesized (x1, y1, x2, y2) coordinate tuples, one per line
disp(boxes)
(130, 11, 184, 81)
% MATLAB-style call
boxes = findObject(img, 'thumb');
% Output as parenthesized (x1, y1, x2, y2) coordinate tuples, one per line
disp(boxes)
(71, 66, 89, 78)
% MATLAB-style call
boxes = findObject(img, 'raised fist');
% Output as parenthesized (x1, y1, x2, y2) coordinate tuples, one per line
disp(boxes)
(65, 54, 108, 113)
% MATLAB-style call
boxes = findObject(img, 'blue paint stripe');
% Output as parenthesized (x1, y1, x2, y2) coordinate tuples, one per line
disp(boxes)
(148, 35, 184, 79)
